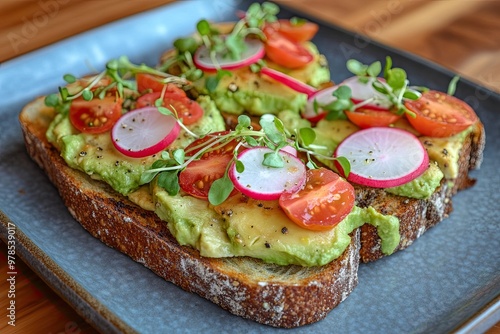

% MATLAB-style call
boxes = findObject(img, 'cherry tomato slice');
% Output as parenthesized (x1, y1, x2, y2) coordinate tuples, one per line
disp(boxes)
(404, 90, 478, 137)
(136, 92, 203, 125)
(179, 154, 237, 199)
(345, 108, 401, 129)
(263, 26, 314, 69)
(163, 96, 203, 125)
(275, 19, 319, 43)
(69, 96, 122, 134)
(184, 131, 239, 159)
(279, 168, 355, 231)
(136, 92, 163, 109)
(136, 73, 188, 99)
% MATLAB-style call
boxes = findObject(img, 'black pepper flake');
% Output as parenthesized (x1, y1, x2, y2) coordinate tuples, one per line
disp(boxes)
(115, 161, 120, 166)
(257, 203, 264, 208)
(79, 151, 87, 156)
(265, 242, 271, 248)
(424, 140, 433, 146)
(281, 227, 288, 234)
(442, 148, 448, 156)
(97, 155, 103, 159)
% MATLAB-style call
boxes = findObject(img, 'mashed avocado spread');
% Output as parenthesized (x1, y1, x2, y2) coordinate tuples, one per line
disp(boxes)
(191, 43, 330, 116)
(153, 187, 399, 267)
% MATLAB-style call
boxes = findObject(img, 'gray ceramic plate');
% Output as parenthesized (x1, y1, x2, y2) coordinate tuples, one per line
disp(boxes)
(1, 1, 499, 333)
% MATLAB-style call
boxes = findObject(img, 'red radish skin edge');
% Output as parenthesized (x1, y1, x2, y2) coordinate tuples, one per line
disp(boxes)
(229, 147, 306, 201)
(334, 127, 429, 188)
(302, 84, 338, 122)
(193, 39, 265, 72)
(111, 107, 181, 158)
(260, 67, 317, 97)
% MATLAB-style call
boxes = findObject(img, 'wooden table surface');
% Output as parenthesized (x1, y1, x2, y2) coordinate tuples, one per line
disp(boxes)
(1, 0, 499, 333)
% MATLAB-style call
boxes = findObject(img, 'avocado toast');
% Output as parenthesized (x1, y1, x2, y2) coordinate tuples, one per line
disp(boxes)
(17, 1, 486, 329)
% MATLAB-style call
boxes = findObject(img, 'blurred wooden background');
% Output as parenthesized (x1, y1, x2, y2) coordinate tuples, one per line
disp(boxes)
(1, 0, 499, 333)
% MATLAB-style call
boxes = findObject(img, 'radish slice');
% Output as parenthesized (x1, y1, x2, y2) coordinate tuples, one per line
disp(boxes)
(303, 84, 338, 122)
(280, 144, 297, 157)
(194, 38, 265, 72)
(111, 107, 180, 158)
(334, 127, 429, 188)
(341, 76, 392, 111)
(229, 147, 306, 200)
(260, 67, 317, 97)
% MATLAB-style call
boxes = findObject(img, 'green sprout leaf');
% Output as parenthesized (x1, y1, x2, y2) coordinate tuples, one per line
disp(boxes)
(157, 106, 173, 116)
(208, 175, 234, 205)
(346, 59, 367, 76)
(63, 74, 76, 84)
(335, 156, 351, 177)
(386, 67, 407, 90)
(447, 75, 460, 96)
(299, 127, 316, 147)
(235, 159, 245, 173)
(82, 89, 93, 101)
(263, 151, 284, 168)
(44, 94, 60, 107)
(172, 149, 185, 165)
(333, 85, 352, 100)
(157, 171, 180, 196)
(367, 61, 382, 77)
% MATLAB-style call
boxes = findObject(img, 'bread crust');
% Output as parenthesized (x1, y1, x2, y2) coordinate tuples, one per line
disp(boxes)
(356, 122, 485, 262)
(19, 98, 360, 328)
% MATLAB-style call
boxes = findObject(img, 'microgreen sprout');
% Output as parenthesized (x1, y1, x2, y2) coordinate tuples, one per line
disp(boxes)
(314, 57, 428, 120)
(160, 1, 277, 79)
(141, 113, 351, 205)
(447, 75, 460, 96)
(44, 56, 189, 115)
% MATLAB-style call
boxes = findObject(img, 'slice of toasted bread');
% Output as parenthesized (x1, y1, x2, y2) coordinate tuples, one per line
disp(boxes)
(19, 97, 361, 328)
(356, 121, 485, 262)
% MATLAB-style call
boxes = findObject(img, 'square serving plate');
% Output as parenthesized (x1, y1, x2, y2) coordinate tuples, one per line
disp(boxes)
(1, 0, 499, 333)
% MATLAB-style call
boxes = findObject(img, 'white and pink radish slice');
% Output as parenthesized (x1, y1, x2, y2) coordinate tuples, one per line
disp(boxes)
(194, 38, 265, 72)
(302, 76, 393, 122)
(342, 76, 392, 111)
(229, 147, 306, 200)
(260, 67, 317, 97)
(334, 127, 429, 188)
(302, 84, 338, 122)
(111, 107, 180, 158)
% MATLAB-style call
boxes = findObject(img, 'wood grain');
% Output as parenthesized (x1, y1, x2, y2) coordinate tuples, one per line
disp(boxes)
(1, 0, 499, 333)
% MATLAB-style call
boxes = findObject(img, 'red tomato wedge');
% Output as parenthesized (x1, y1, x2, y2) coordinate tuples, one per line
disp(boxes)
(136, 92, 203, 125)
(345, 109, 401, 129)
(179, 154, 237, 200)
(111, 107, 180, 158)
(263, 26, 314, 69)
(69, 96, 122, 134)
(164, 96, 203, 125)
(279, 168, 355, 231)
(404, 90, 478, 137)
(275, 19, 319, 43)
(184, 131, 239, 159)
(136, 73, 188, 98)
